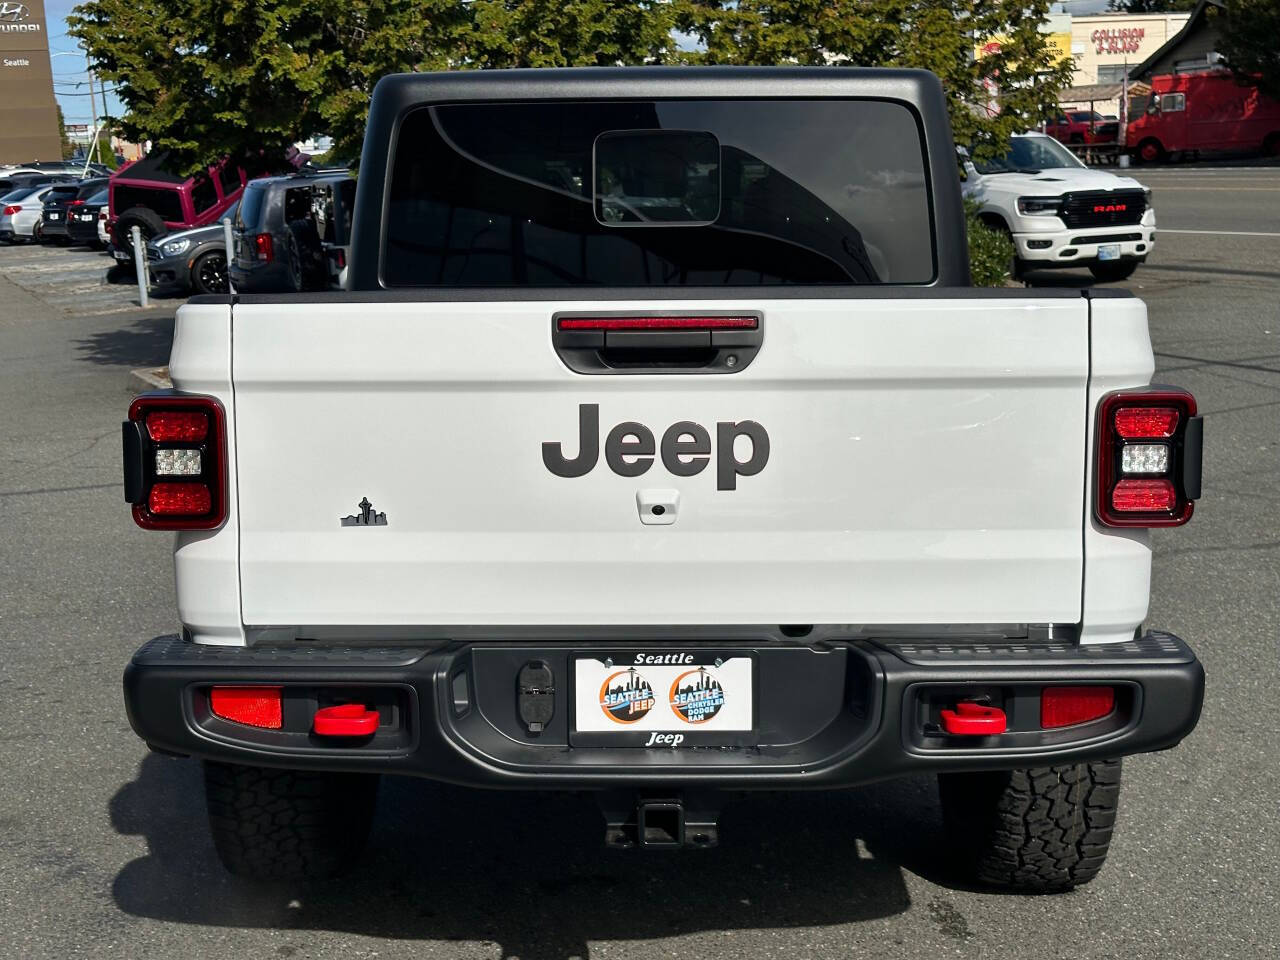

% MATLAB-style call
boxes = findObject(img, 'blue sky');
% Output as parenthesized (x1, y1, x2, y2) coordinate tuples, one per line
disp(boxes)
(45, 0, 124, 125)
(43, 0, 1116, 126)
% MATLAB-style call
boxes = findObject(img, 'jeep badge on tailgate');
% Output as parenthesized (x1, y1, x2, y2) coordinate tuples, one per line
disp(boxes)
(542, 403, 770, 490)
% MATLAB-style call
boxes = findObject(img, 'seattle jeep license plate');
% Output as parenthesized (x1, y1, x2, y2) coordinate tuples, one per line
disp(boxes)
(572, 652, 753, 745)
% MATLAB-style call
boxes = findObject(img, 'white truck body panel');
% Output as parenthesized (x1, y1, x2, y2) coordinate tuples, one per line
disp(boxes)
(226, 296, 1094, 630)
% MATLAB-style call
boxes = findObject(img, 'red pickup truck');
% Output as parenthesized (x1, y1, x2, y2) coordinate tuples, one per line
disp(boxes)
(1047, 110, 1119, 145)
(1128, 70, 1280, 163)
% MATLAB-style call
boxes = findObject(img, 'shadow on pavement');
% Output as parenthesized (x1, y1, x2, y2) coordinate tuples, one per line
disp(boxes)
(73, 314, 174, 368)
(110, 753, 948, 958)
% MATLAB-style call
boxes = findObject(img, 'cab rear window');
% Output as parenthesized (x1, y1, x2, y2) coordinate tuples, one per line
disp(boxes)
(383, 99, 934, 286)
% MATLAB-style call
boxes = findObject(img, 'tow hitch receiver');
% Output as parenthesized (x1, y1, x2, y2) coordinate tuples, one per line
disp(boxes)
(600, 791, 722, 849)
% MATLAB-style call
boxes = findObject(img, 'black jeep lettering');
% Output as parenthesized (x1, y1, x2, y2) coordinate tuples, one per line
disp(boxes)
(716, 420, 770, 491)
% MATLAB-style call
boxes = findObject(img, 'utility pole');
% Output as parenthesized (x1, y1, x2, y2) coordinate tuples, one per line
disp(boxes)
(97, 57, 111, 165)
(85, 58, 99, 170)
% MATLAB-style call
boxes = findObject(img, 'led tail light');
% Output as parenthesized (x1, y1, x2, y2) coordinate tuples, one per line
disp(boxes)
(2, 205, 20, 215)
(122, 393, 227, 530)
(1096, 388, 1201, 528)
(254, 233, 274, 261)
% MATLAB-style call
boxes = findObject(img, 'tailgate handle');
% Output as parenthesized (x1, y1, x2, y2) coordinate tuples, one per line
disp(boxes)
(552, 313, 762, 375)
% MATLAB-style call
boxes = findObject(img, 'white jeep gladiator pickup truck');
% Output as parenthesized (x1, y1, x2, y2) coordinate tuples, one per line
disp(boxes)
(963, 132, 1156, 282)
(121, 68, 1205, 892)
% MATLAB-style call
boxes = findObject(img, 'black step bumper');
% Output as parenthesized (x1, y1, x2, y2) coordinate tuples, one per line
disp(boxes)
(123, 632, 1204, 789)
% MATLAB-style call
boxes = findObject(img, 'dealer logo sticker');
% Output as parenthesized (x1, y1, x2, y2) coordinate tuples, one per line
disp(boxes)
(669, 667, 726, 724)
(599, 667, 655, 723)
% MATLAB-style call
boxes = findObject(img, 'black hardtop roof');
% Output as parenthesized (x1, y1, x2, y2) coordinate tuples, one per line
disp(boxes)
(351, 66, 967, 289)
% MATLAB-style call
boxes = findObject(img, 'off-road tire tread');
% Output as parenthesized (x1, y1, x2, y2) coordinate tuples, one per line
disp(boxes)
(204, 761, 378, 880)
(939, 759, 1121, 892)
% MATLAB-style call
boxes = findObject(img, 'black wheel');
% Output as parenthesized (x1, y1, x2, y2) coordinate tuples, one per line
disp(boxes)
(204, 761, 378, 880)
(31, 220, 44, 242)
(939, 759, 1122, 892)
(113, 206, 168, 259)
(1089, 261, 1139, 282)
(190, 250, 229, 295)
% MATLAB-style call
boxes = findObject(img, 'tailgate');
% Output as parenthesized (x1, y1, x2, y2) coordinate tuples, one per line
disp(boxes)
(232, 296, 1088, 627)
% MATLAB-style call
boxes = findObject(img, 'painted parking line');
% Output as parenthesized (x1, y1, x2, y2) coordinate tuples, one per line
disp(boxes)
(1159, 228, 1280, 237)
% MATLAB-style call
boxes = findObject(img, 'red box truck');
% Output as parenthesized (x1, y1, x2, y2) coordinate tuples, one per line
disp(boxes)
(1128, 70, 1280, 163)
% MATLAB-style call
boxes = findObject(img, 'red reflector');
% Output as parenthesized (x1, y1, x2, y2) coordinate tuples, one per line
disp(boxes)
(1041, 686, 1115, 728)
(210, 686, 283, 729)
(145, 410, 208, 442)
(1111, 478, 1177, 513)
(939, 701, 1007, 735)
(558, 316, 758, 331)
(313, 703, 380, 737)
(254, 233, 273, 261)
(148, 482, 212, 515)
(1114, 406, 1179, 439)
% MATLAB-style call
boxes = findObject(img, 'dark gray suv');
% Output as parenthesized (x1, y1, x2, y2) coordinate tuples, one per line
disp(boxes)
(229, 169, 354, 293)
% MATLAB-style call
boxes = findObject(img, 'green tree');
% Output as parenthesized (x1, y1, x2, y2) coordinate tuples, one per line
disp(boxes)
(1216, 0, 1280, 99)
(676, 1, 1076, 160)
(1107, 0, 1198, 12)
(69, 0, 347, 175)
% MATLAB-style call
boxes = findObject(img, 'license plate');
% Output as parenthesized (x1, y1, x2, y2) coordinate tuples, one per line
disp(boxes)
(78, 214, 92, 221)
(573, 652, 753, 744)
(1098, 244, 1120, 261)
(48, 213, 60, 220)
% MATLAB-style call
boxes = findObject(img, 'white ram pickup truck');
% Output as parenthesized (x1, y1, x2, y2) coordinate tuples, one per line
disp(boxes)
(963, 132, 1157, 282)
(121, 68, 1204, 892)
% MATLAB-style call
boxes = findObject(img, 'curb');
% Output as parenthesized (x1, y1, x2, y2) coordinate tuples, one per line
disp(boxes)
(129, 366, 171, 393)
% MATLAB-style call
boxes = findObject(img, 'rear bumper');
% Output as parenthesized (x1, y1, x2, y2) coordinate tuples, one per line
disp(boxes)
(124, 632, 1203, 789)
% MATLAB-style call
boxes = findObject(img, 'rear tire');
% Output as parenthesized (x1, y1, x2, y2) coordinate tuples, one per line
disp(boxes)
(939, 759, 1122, 892)
(1137, 138, 1166, 165)
(113, 206, 168, 259)
(204, 761, 379, 880)
(1089, 261, 1139, 282)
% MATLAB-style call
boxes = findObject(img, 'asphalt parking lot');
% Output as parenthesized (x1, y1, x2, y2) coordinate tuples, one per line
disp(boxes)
(1, 163, 1277, 960)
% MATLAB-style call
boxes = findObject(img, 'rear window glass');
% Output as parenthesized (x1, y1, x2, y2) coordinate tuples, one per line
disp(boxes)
(114, 184, 184, 223)
(236, 183, 268, 231)
(192, 175, 218, 214)
(384, 99, 934, 286)
(48, 185, 79, 200)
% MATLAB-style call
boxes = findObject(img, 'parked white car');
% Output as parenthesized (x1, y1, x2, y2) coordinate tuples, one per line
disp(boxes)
(962, 133, 1155, 282)
(0, 184, 58, 243)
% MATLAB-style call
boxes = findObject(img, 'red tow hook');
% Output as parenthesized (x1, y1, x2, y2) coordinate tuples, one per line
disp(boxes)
(939, 701, 1007, 736)
(313, 703, 379, 737)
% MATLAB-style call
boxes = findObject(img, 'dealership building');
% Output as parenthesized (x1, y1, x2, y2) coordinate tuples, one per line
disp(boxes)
(0, 0, 61, 164)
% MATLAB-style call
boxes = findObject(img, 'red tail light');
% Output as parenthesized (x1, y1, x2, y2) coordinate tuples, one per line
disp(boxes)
(2, 205, 20, 215)
(254, 233, 273, 261)
(1096, 388, 1200, 527)
(210, 686, 283, 729)
(123, 394, 227, 530)
(1041, 686, 1115, 728)
(70, 199, 85, 206)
